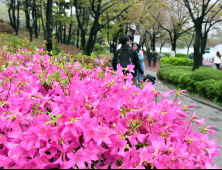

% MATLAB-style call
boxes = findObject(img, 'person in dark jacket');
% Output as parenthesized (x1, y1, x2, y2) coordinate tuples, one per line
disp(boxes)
(112, 35, 145, 85)
(152, 49, 158, 66)
(147, 49, 153, 66)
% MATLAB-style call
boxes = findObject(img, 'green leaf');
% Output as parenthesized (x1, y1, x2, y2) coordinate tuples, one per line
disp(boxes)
(126, 121, 131, 127)
(133, 120, 137, 127)
(54, 114, 62, 121)
(32, 102, 35, 110)
(56, 71, 61, 79)
(45, 120, 54, 125)
(65, 79, 68, 86)
(49, 75, 52, 82)
(36, 101, 40, 110)
(63, 65, 67, 72)
(48, 112, 54, 119)
(98, 71, 102, 78)
(135, 124, 142, 129)
(4, 77, 7, 82)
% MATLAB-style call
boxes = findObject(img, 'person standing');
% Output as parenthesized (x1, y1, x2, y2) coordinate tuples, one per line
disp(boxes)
(112, 35, 145, 85)
(152, 49, 158, 66)
(169, 49, 175, 57)
(214, 52, 222, 70)
(117, 35, 133, 50)
(147, 49, 153, 66)
(189, 52, 194, 59)
(132, 42, 145, 88)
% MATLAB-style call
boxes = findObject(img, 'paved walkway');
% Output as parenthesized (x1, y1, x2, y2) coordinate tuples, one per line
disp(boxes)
(144, 69, 222, 167)
(144, 58, 160, 72)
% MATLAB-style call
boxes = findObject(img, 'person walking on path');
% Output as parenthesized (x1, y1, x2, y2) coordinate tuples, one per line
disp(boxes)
(152, 49, 158, 66)
(169, 49, 175, 57)
(214, 51, 222, 70)
(112, 35, 145, 85)
(147, 49, 153, 66)
(132, 42, 145, 88)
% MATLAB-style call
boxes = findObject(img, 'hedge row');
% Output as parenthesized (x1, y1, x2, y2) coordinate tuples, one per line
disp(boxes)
(160, 52, 190, 58)
(157, 65, 222, 102)
(160, 57, 194, 66)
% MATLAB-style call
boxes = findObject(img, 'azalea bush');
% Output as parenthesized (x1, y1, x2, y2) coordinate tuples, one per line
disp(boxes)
(0, 44, 220, 168)
(0, 22, 15, 34)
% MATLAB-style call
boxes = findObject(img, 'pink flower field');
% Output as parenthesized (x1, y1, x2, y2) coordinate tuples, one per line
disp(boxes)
(0, 48, 220, 169)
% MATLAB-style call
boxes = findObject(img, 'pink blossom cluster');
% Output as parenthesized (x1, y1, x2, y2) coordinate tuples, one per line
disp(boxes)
(0, 49, 220, 169)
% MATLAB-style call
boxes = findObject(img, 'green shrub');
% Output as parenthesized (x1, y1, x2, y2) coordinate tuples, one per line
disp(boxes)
(0, 19, 4, 23)
(191, 66, 222, 81)
(175, 53, 190, 58)
(52, 45, 61, 55)
(94, 43, 107, 53)
(160, 57, 194, 66)
(158, 65, 222, 103)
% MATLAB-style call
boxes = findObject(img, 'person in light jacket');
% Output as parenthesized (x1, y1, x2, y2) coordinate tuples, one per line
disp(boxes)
(132, 42, 145, 88)
(214, 51, 222, 70)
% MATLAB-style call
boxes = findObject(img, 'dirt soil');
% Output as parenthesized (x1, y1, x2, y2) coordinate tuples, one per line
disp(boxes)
(18, 29, 83, 56)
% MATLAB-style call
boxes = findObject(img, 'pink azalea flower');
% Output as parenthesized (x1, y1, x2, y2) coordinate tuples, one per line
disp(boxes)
(195, 116, 205, 128)
(127, 63, 135, 73)
(97, 127, 113, 145)
(205, 125, 217, 136)
(66, 148, 87, 169)
(61, 122, 79, 137)
(205, 162, 220, 169)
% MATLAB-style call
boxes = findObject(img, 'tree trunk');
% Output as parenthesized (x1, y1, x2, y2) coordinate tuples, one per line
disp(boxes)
(193, 24, 202, 71)
(32, 0, 38, 38)
(46, 0, 53, 53)
(34, 17, 38, 38)
(57, 24, 60, 43)
(125, 24, 128, 35)
(172, 37, 177, 53)
(8, 4, 13, 28)
(86, 3, 101, 56)
(12, 0, 17, 31)
(67, 25, 72, 46)
(24, 0, 30, 30)
(67, 3, 73, 46)
(41, 0, 47, 40)
(152, 34, 156, 51)
(30, 26, 33, 41)
(38, 18, 41, 33)
(86, 29, 98, 55)
(201, 33, 208, 55)
(56, 23, 58, 45)
(16, 0, 19, 36)
(77, 26, 79, 48)
(63, 25, 66, 44)
(160, 42, 166, 53)
(60, 24, 63, 43)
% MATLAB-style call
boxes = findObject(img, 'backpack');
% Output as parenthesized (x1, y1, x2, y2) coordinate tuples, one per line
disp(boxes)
(143, 74, 156, 85)
(117, 48, 133, 69)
